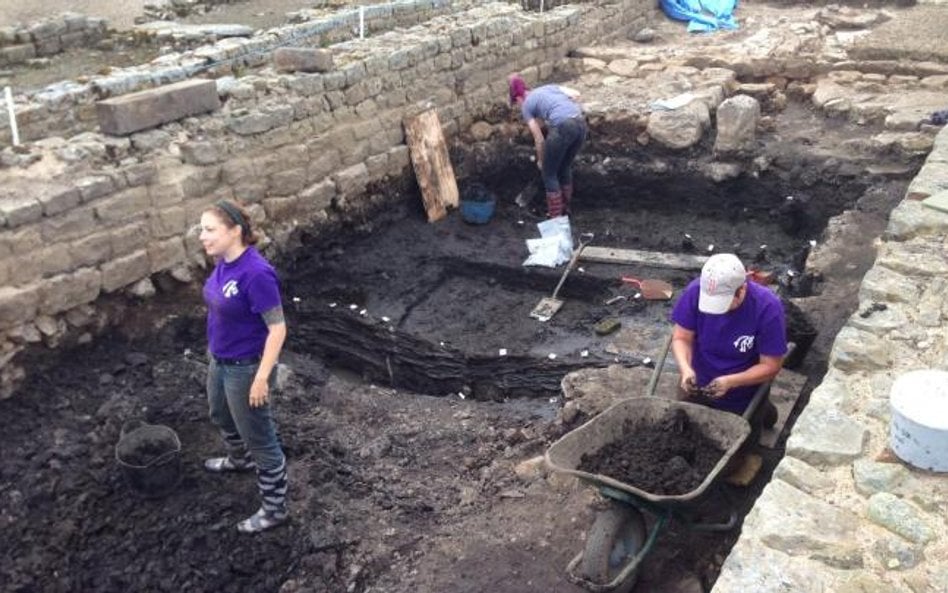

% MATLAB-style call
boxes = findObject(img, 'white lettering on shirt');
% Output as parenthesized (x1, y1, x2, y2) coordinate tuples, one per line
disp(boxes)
(222, 280, 239, 298)
(733, 335, 755, 353)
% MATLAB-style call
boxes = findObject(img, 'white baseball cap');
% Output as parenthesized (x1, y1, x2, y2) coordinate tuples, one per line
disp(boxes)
(699, 253, 747, 314)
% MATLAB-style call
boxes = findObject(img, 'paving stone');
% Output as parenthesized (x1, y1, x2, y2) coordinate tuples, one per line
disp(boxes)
(831, 326, 893, 372)
(96, 79, 221, 136)
(787, 399, 868, 466)
(852, 459, 909, 496)
(714, 538, 830, 593)
(745, 479, 860, 557)
(773, 456, 835, 495)
(867, 492, 937, 544)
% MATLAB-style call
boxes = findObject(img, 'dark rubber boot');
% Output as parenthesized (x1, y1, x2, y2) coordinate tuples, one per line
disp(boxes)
(546, 191, 564, 218)
(561, 184, 573, 215)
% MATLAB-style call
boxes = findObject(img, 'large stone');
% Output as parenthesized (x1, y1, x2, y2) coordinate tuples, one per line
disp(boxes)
(831, 326, 893, 371)
(773, 456, 835, 495)
(886, 197, 948, 241)
(714, 94, 760, 154)
(37, 268, 101, 315)
(867, 492, 937, 544)
(787, 399, 868, 465)
(859, 262, 922, 304)
(273, 48, 334, 73)
(647, 108, 705, 150)
(849, 301, 909, 336)
(560, 365, 655, 422)
(96, 79, 221, 136)
(0, 285, 40, 329)
(101, 250, 149, 292)
(714, 538, 831, 593)
(0, 194, 43, 228)
(852, 459, 909, 496)
(745, 479, 861, 558)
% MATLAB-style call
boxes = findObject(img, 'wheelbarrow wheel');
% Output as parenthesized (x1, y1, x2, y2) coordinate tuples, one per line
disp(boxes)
(580, 504, 647, 593)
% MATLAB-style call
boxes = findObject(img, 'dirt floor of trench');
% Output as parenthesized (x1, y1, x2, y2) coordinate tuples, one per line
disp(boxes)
(0, 63, 925, 592)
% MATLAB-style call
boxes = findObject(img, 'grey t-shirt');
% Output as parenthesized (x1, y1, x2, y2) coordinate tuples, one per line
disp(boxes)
(521, 85, 581, 127)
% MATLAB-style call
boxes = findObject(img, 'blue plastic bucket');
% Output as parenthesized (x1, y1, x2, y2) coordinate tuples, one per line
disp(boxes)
(460, 198, 496, 224)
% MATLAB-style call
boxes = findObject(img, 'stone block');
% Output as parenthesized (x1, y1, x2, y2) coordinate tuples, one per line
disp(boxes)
(787, 399, 868, 466)
(96, 79, 222, 136)
(35, 185, 80, 217)
(38, 268, 101, 316)
(101, 250, 150, 292)
(332, 163, 368, 198)
(0, 44, 36, 65)
(71, 232, 113, 267)
(148, 238, 186, 273)
(0, 226, 41, 257)
(300, 179, 335, 211)
(94, 187, 150, 224)
(123, 162, 158, 187)
(268, 168, 307, 196)
(40, 207, 96, 242)
(75, 175, 116, 202)
(227, 105, 294, 135)
(0, 195, 43, 228)
(33, 245, 73, 280)
(263, 195, 306, 220)
(273, 48, 334, 73)
(110, 221, 149, 257)
(221, 157, 258, 185)
(307, 150, 342, 183)
(0, 284, 40, 329)
(150, 206, 186, 238)
(180, 140, 222, 165)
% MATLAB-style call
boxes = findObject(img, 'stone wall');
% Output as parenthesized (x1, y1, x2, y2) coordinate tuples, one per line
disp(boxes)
(713, 125, 948, 593)
(0, 13, 109, 68)
(0, 0, 653, 397)
(0, 0, 486, 145)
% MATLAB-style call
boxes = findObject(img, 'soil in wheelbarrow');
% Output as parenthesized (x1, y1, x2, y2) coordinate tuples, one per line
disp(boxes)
(578, 409, 726, 496)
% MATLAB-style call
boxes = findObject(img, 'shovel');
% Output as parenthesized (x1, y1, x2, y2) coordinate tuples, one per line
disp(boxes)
(620, 276, 674, 300)
(530, 233, 594, 322)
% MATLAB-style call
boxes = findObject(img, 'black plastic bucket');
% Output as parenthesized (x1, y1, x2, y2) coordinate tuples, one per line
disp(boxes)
(114, 420, 182, 498)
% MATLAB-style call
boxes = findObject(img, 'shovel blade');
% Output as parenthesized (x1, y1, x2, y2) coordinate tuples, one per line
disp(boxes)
(640, 280, 674, 300)
(530, 297, 564, 322)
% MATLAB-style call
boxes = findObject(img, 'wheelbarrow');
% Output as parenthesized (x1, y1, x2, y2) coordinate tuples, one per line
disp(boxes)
(545, 333, 775, 593)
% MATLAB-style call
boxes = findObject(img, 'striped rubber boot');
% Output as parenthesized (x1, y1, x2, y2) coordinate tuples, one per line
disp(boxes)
(546, 191, 564, 218)
(258, 459, 288, 517)
(561, 184, 573, 215)
(222, 431, 254, 468)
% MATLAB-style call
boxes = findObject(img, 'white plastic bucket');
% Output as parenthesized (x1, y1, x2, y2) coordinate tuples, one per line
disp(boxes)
(889, 369, 948, 472)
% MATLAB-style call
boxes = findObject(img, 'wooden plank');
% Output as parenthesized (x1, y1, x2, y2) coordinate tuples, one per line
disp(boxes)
(403, 110, 459, 222)
(759, 369, 808, 449)
(579, 246, 708, 271)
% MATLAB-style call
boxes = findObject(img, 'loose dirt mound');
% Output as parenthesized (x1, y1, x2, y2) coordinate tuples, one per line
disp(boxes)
(578, 408, 726, 495)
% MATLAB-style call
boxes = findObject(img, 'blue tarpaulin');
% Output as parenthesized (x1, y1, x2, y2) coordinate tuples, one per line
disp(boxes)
(660, 0, 739, 32)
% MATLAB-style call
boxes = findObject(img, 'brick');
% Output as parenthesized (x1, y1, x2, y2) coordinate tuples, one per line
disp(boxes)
(94, 187, 150, 224)
(38, 268, 101, 315)
(40, 207, 96, 242)
(70, 232, 112, 267)
(273, 48, 334, 73)
(96, 79, 222, 136)
(0, 195, 43, 228)
(110, 221, 149, 257)
(76, 175, 116, 202)
(147, 238, 186, 273)
(0, 284, 40, 329)
(101, 250, 149, 292)
(150, 206, 186, 238)
(36, 185, 80, 217)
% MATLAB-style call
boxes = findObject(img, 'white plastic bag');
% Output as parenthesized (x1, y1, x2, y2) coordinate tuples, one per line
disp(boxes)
(523, 216, 573, 267)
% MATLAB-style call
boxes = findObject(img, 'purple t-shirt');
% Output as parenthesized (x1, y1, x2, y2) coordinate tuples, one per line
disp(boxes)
(203, 246, 282, 359)
(521, 85, 582, 127)
(671, 279, 787, 413)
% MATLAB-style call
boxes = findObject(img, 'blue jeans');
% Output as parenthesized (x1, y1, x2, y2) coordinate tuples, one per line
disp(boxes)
(541, 117, 586, 192)
(206, 359, 285, 471)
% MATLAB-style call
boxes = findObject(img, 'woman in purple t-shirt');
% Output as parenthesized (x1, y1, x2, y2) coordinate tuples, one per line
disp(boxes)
(671, 253, 787, 417)
(199, 200, 288, 533)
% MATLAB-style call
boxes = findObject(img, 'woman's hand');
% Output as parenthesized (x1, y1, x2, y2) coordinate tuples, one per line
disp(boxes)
(679, 368, 698, 396)
(249, 377, 269, 408)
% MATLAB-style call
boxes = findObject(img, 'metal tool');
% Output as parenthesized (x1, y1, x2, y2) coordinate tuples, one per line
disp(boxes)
(620, 276, 674, 300)
(530, 232, 594, 322)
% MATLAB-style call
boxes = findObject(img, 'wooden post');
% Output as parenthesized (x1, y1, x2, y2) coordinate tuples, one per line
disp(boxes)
(404, 110, 459, 222)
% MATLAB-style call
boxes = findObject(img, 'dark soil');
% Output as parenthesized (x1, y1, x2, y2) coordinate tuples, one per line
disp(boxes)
(578, 408, 726, 495)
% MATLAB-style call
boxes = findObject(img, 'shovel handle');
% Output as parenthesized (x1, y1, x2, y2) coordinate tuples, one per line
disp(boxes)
(549, 243, 586, 300)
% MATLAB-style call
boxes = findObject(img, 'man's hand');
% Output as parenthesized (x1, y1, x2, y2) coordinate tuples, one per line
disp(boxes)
(680, 369, 698, 396)
(249, 377, 269, 408)
(705, 375, 735, 398)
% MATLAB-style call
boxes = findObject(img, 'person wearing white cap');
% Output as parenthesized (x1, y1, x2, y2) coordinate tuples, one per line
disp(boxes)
(670, 253, 787, 417)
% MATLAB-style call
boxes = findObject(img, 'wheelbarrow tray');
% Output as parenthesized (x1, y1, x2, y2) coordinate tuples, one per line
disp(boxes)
(545, 397, 750, 506)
